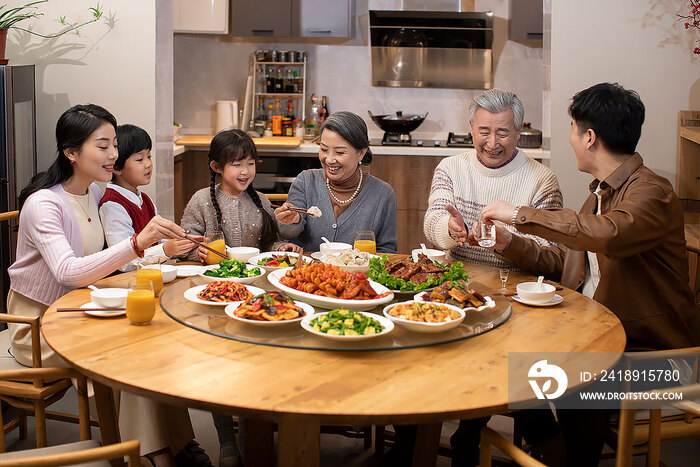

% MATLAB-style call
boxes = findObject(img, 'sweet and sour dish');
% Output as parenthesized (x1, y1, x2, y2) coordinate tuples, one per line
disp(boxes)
(233, 292, 305, 321)
(197, 280, 252, 302)
(280, 263, 389, 300)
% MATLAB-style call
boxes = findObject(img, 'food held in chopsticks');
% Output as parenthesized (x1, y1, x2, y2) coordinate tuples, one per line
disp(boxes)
(196, 280, 252, 302)
(325, 249, 371, 266)
(369, 254, 469, 292)
(309, 309, 384, 335)
(388, 301, 461, 323)
(280, 262, 389, 300)
(204, 259, 261, 278)
(419, 280, 486, 308)
(307, 205, 322, 218)
(233, 292, 305, 321)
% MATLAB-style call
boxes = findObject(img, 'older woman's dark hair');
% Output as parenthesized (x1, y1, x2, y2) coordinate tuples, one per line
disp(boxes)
(115, 124, 152, 172)
(319, 111, 373, 165)
(19, 104, 117, 210)
(568, 82, 645, 155)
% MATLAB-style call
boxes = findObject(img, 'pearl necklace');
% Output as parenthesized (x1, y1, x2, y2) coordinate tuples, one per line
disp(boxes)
(68, 192, 92, 222)
(326, 170, 363, 205)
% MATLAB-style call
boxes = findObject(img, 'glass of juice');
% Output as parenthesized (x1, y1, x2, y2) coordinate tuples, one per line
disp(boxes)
(353, 230, 377, 254)
(136, 262, 163, 296)
(126, 279, 155, 325)
(204, 230, 226, 265)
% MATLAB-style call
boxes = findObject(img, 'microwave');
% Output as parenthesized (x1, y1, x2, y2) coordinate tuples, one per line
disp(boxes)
(369, 10, 494, 89)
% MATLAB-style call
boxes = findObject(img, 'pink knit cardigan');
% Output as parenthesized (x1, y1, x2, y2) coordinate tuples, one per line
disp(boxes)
(8, 183, 136, 306)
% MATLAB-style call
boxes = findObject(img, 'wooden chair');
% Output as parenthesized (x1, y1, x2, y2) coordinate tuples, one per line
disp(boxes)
(0, 367, 140, 466)
(687, 244, 700, 305)
(479, 427, 546, 467)
(262, 193, 288, 203)
(0, 315, 92, 451)
(0, 211, 18, 222)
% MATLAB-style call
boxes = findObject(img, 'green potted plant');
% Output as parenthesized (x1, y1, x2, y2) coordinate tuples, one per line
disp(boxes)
(0, 0, 104, 65)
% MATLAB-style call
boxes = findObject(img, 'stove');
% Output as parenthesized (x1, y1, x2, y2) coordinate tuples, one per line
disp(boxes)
(369, 131, 474, 148)
(446, 132, 474, 147)
(371, 137, 445, 147)
(381, 132, 413, 146)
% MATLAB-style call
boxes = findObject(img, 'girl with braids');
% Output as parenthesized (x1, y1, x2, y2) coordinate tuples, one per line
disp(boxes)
(180, 129, 299, 262)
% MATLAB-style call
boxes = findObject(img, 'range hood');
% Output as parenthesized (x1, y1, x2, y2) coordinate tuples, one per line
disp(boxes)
(369, 10, 494, 89)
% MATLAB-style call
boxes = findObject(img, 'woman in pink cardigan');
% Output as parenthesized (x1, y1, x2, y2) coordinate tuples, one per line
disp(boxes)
(8, 104, 210, 467)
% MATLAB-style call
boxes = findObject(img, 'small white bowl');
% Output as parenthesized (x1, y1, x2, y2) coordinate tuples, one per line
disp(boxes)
(516, 282, 556, 304)
(319, 242, 352, 257)
(383, 300, 465, 333)
(411, 248, 447, 263)
(226, 246, 260, 262)
(90, 288, 128, 308)
(143, 264, 177, 283)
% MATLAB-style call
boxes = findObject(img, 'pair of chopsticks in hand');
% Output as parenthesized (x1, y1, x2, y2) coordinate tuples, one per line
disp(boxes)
(270, 204, 315, 216)
(183, 234, 228, 260)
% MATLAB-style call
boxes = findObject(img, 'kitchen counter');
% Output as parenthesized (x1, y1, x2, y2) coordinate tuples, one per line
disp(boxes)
(173, 135, 551, 160)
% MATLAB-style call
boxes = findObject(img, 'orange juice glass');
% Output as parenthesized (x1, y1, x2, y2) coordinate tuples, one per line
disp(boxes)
(354, 230, 377, 254)
(126, 280, 155, 325)
(204, 230, 226, 265)
(136, 266, 163, 295)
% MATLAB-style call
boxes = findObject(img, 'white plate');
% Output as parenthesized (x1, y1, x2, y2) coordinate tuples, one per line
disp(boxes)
(310, 252, 324, 260)
(81, 302, 125, 317)
(198, 263, 266, 284)
(183, 284, 266, 306)
(176, 265, 206, 277)
(225, 300, 314, 325)
(512, 294, 563, 307)
(383, 301, 465, 333)
(248, 252, 307, 272)
(412, 292, 497, 312)
(267, 269, 394, 311)
(300, 311, 394, 341)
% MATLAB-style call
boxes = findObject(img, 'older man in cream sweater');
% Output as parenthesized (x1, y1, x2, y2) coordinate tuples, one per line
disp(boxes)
(424, 89, 562, 269)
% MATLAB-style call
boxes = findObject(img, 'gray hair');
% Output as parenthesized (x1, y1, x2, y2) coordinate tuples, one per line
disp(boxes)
(320, 111, 373, 165)
(468, 89, 524, 130)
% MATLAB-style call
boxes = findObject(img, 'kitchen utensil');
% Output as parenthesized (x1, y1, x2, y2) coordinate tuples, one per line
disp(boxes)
(184, 235, 228, 260)
(270, 204, 318, 216)
(88, 285, 99, 292)
(321, 237, 330, 244)
(57, 307, 125, 312)
(368, 110, 428, 134)
(215, 100, 239, 133)
(537, 275, 545, 291)
(518, 122, 542, 148)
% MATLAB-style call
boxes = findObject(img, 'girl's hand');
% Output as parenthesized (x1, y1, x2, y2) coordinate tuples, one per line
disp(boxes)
(136, 216, 185, 251)
(278, 243, 302, 253)
(163, 237, 197, 257)
(274, 203, 301, 225)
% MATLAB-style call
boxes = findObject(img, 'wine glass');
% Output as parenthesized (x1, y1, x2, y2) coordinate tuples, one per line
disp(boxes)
(498, 268, 509, 291)
(354, 230, 376, 254)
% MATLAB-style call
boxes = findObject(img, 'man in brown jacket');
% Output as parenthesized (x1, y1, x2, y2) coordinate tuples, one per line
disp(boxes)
(478, 82, 698, 465)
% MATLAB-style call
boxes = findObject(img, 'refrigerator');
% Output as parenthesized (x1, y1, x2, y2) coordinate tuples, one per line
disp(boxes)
(0, 65, 37, 312)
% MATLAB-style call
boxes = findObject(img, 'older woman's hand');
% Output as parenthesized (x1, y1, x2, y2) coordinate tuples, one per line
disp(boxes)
(278, 243, 302, 253)
(274, 203, 301, 225)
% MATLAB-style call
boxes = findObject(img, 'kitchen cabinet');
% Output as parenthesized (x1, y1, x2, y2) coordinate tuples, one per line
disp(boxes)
(677, 110, 700, 222)
(173, 0, 229, 34)
(299, 0, 353, 38)
(232, 0, 294, 37)
(231, 0, 353, 38)
(509, 0, 543, 41)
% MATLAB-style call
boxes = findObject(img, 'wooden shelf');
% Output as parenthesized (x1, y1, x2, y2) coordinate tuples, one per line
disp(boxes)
(681, 126, 700, 145)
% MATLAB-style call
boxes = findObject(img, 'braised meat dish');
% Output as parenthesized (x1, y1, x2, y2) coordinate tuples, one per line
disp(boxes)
(384, 254, 448, 285)
(420, 280, 487, 308)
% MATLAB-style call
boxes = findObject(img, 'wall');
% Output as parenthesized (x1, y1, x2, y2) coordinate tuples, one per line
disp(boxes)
(550, 0, 700, 209)
(4, 0, 170, 214)
(174, 0, 544, 138)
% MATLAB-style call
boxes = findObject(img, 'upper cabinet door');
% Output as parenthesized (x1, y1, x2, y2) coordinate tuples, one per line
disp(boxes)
(174, 0, 229, 34)
(232, 0, 294, 37)
(299, 0, 353, 38)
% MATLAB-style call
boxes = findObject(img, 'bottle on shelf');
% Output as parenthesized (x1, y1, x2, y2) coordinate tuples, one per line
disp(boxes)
(283, 100, 295, 137)
(265, 67, 275, 94)
(320, 95, 330, 123)
(274, 68, 283, 93)
(285, 68, 294, 94)
(253, 102, 266, 137)
(264, 102, 274, 137)
(291, 71, 299, 93)
(294, 71, 303, 93)
(305, 94, 320, 141)
(272, 98, 283, 136)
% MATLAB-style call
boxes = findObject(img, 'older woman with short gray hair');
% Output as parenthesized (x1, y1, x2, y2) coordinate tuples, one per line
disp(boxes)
(275, 111, 398, 253)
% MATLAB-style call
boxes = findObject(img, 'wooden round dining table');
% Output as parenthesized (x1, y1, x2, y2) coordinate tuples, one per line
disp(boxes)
(41, 260, 626, 467)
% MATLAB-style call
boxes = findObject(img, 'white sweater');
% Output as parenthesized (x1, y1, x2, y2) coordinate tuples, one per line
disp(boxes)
(424, 150, 563, 269)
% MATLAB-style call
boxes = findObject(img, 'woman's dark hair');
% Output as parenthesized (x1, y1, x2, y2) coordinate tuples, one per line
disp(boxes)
(208, 129, 278, 251)
(114, 124, 152, 174)
(18, 104, 117, 210)
(319, 111, 373, 165)
(568, 82, 645, 155)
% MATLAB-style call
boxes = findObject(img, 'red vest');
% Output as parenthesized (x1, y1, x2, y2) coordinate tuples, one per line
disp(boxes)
(98, 187, 156, 234)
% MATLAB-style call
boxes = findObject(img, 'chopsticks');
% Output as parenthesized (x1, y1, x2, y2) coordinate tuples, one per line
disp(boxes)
(184, 235, 228, 259)
(57, 307, 125, 312)
(270, 204, 313, 215)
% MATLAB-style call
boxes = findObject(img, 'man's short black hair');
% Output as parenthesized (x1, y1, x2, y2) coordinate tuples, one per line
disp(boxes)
(568, 82, 645, 155)
(115, 124, 152, 171)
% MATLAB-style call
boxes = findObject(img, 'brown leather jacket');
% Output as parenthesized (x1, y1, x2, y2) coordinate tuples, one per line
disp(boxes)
(501, 154, 698, 350)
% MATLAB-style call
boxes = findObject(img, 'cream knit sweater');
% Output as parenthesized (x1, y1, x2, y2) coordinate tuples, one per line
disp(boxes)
(424, 150, 563, 269)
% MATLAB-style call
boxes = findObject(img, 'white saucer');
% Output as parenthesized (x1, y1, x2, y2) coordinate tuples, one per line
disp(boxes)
(310, 252, 324, 261)
(80, 302, 126, 317)
(511, 294, 563, 307)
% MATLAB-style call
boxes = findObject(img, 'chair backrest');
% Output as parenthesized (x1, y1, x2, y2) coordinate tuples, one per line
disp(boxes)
(0, 439, 140, 466)
(0, 211, 18, 223)
(0, 315, 42, 377)
(263, 193, 288, 202)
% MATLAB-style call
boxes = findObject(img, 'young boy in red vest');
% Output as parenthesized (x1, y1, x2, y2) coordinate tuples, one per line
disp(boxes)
(99, 124, 194, 271)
